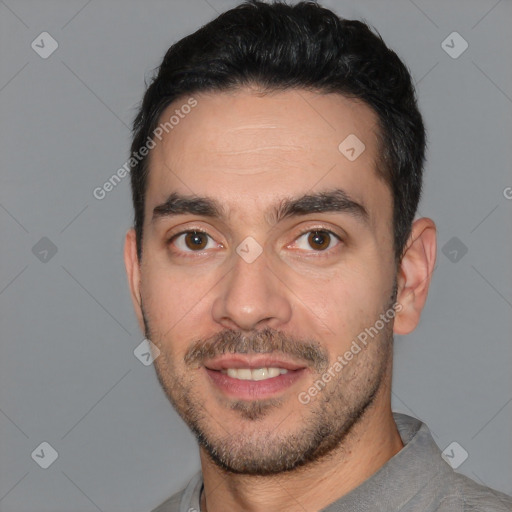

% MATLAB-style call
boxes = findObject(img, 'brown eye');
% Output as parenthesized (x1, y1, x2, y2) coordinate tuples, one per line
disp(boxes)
(184, 231, 209, 250)
(307, 231, 332, 251)
(291, 229, 341, 254)
(170, 230, 215, 253)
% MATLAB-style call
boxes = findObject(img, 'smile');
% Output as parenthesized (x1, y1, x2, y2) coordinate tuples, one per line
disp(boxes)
(220, 367, 289, 381)
(203, 355, 308, 400)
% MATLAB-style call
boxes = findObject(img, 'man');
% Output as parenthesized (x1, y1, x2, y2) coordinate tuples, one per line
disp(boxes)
(123, 1, 512, 511)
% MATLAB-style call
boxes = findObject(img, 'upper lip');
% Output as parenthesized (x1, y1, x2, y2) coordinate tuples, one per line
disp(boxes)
(204, 355, 308, 371)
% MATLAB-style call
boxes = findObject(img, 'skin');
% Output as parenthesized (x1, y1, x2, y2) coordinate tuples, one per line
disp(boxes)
(124, 87, 437, 512)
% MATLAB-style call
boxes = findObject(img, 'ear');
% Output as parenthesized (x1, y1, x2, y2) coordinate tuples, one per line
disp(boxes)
(124, 228, 145, 333)
(394, 218, 437, 335)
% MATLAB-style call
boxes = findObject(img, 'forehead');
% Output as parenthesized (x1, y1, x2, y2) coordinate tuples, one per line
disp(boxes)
(145, 87, 390, 225)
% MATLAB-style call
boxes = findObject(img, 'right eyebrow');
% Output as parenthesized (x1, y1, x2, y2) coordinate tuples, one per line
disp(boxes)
(151, 193, 226, 223)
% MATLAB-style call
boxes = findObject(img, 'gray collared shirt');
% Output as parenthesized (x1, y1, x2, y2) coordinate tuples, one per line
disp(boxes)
(151, 413, 512, 511)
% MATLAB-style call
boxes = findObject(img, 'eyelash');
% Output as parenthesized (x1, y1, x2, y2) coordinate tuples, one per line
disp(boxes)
(293, 227, 342, 253)
(167, 227, 343, 258)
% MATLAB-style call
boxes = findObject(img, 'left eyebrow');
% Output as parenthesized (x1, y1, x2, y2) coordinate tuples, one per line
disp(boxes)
(151, 188, 369, 226)
(267, 188, 369, 226)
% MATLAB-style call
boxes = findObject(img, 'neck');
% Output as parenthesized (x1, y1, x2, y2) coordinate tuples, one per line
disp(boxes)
(198, 382, 403, 512)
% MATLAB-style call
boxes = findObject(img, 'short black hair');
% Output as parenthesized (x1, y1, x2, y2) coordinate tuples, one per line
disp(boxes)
(130, 0, 425, 262)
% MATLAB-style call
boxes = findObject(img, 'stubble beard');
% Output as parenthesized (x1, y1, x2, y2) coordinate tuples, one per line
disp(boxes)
(143, 300, 395, 476)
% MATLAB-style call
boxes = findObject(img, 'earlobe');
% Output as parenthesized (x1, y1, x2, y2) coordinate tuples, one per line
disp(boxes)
(394, 218, 437, 335)
(124, 229, 144, 332)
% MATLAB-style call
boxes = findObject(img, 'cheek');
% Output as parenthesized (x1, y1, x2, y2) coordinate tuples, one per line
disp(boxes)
(140, 265, 190, 327)
(297, 262, 392, 343)
(139, 262, 216, 355)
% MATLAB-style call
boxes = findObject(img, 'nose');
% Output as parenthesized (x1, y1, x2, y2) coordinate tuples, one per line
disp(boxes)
(211, 246, 293, 332)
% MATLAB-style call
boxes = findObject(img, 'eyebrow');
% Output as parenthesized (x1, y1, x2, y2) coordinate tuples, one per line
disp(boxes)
(151, 188, 369, 226)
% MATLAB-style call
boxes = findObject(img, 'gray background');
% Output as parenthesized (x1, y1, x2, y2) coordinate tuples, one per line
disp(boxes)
(1, 0, 511, 510)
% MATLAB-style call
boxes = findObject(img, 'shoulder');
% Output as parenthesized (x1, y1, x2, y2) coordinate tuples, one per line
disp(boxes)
(392, 413, 511, 511)
(150, 488, 184, 512)
(435, 471, 512, 511)
(150, 471, 203, 512)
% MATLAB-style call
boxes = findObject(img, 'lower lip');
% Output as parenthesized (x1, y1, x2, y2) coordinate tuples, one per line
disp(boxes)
(205, 368, 307, 400)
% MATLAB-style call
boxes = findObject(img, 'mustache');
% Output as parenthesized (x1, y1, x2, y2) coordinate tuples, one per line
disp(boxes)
(184, 327, 329, 373)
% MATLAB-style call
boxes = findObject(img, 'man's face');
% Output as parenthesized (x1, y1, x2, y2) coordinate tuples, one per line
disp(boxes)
(131, 88, 399, 474)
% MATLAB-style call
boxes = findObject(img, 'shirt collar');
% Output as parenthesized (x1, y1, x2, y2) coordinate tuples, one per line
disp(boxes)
(180, 413, 452, 512)
(322, 413, 452, 511)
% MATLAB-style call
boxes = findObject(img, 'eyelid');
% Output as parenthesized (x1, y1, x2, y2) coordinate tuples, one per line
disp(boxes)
(166, 224, 220, 243)
(166, 224, 344, 256)
(167, 229, 222, 254)
(167, 227, 208, 243)
(294, 226, 343, 239)
(288, 227, 343, 254)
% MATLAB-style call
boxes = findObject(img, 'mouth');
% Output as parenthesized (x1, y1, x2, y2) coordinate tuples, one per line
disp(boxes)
(203, 355, 308, 400)
(220, 367, 289, 381)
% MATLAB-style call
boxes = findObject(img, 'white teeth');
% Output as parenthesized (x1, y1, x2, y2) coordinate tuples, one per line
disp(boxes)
(221, 367, 288, 381)
(236, 368, 252, 380)
(251, 368, 269, 380)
